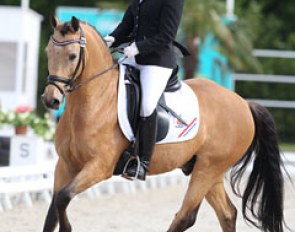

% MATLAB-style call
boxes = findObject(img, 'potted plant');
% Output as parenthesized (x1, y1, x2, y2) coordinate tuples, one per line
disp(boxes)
(0, 106, 56, 139)
(0, 106, 34, 135)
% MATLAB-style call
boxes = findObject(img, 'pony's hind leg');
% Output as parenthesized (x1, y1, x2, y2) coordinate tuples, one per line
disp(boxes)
(167, 157, 219, 232)
(205, 178, 237, 232)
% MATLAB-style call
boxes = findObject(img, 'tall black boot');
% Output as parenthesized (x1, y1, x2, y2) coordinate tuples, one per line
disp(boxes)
(124, 110, 157, 181)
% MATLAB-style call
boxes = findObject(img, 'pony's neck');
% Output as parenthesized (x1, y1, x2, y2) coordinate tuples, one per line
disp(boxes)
(66, 25, 118, 121)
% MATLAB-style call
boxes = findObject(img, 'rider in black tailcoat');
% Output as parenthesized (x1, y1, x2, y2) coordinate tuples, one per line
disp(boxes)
(104, 0, 186, 180)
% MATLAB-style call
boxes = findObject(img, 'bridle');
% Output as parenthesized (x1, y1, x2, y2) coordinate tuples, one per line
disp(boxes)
(47, 26, 123, 96)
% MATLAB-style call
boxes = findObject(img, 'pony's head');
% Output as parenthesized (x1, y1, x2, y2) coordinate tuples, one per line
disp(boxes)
(41, 16, 86, 109)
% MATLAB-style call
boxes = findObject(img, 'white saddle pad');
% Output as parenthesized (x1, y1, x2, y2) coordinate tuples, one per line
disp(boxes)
(117, 64, 200, 144)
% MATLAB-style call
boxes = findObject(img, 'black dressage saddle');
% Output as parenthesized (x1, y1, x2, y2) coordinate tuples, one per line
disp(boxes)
(113, 65, 183, 175)
(114, 65, 197, 176)
(124, 64, 182, 142)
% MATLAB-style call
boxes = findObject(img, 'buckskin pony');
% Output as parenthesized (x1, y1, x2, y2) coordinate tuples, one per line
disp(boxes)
(41, 16, 285, 232)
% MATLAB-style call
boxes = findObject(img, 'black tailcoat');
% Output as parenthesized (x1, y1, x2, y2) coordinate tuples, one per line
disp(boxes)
(110, 0, 184, 69)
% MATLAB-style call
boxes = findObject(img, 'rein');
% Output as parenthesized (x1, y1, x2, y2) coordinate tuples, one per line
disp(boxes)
(68, 56, 126, 93)
(47, 26, 125, 95)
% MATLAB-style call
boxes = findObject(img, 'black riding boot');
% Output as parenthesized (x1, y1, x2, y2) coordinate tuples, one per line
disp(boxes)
(124, 110, 157, 181)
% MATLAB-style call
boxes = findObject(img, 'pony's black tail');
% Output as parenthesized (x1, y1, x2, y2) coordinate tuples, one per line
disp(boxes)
(230, 102, 284, 232)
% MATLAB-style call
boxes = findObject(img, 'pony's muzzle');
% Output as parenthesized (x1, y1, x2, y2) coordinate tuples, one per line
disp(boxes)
(41, 93, 62, 110)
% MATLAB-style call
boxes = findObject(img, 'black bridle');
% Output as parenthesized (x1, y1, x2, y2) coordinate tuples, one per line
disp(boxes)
(47, 26, 125, 96)
(47, 26, 86, 96)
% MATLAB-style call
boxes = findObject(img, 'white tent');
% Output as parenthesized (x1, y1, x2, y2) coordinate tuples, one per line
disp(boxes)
(0, 1, 42, 111)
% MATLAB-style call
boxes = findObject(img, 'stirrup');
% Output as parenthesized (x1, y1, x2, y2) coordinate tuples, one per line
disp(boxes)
(122, 155, 141, 181)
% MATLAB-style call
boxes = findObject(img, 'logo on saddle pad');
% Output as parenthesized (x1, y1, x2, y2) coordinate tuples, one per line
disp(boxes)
(177, 117, 198, 138)
(117, 64, 200, 144)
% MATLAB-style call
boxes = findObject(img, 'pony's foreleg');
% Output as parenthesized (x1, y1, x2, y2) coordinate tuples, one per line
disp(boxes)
(55, 159, 113, 232)
(43, 159, 75, 232)
(167, 158, 217, 232)
(205, 178, 237, 232)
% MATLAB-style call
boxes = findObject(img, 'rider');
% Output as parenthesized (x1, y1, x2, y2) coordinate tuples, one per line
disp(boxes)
(104, 0, 185, 181)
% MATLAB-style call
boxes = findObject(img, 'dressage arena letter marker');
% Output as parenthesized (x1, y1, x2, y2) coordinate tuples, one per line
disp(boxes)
(20, 143, 30, 158)
(10, 136, 45, 166)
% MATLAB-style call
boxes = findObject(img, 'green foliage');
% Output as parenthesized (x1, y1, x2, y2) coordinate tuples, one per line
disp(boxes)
(280, 143, 295, 152)
(239, 0, 295, 50)
(0, 0, 19, 6)
(219, 20, 262, 73)
(0, 110, 33, 127)
(97, 1, 130, 11)
(236, 0, 295, 51)
(182, 0, 225, 39)
(0, 106, 55, 141)
(234, 0, 295, 143)
(182, 0, 261, 73)
(269, 108, 295, 144)
(30, 113, 56, 141)
(0, 106, 34, 127)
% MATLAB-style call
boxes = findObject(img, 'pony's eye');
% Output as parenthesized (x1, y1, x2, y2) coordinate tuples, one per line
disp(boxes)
(69, 53, 77, 61)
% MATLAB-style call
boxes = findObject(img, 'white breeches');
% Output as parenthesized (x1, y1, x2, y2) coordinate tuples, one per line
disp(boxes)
(122, 57, 173, 117)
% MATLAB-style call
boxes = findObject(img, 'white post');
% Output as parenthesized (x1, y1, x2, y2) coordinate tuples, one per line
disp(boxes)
(21, 0, 29, 10)
(226, 0, 235, 18)
(16, 0, 30, 105)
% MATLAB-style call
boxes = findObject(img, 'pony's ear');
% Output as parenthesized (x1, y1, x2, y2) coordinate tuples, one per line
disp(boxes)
(49, 15, 60, 29)
(70, 16, 80, 32)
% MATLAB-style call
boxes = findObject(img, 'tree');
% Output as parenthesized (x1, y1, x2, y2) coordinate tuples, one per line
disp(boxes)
(234, 0, 295, 143)
(94, 0, 261, 79)
(182, 0, 261, 79)
(239, 0, 295, 50)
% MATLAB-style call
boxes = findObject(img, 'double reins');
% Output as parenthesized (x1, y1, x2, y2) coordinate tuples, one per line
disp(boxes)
(47, 26, 125, 95)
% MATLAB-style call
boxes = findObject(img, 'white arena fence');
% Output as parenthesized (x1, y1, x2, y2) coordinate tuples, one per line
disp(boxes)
(0, 149, 188, 212)
(0, 135, 188, 212)
(234, 49, 295, 109)
(0, 163, 54, 211)
(0, 148, 294, 212)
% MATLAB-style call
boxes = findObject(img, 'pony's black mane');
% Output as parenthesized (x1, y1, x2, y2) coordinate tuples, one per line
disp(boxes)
(59, 19, 104, 41)
(58, 19, 114, 63)
(59, 22, 71, 36)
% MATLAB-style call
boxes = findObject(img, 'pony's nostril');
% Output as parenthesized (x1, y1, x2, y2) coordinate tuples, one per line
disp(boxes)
(50, 98, 60, 109)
